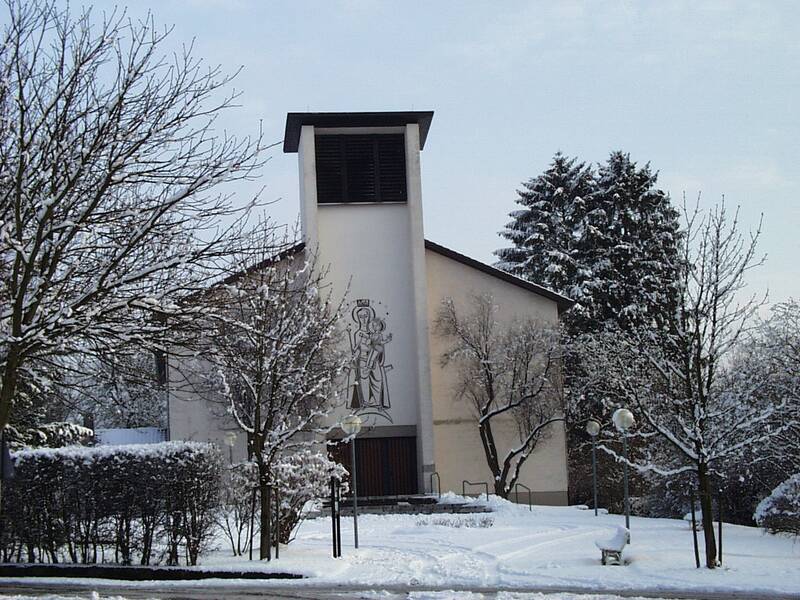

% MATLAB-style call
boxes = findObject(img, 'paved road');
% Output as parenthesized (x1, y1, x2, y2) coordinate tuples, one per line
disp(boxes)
(1, 582, 799, 600)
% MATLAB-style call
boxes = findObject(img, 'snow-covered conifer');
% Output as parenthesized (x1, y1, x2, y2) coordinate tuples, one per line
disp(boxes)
(496, 152, 594, 304)
(496, 152, 681, 336)
(579, 152, 681, 333)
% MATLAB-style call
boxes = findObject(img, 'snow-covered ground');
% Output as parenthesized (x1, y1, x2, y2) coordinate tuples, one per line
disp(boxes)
(0, 594, 715, 600)
(200, 494, 800, 597)
(0, 594, 710, 600)
(1, 495, 798, 599)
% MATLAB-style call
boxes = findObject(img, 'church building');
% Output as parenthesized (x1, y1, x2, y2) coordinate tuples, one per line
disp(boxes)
(169, 111, 572, 504)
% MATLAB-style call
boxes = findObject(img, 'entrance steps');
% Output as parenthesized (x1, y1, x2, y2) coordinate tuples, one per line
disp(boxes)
(319, 494, 492, 516)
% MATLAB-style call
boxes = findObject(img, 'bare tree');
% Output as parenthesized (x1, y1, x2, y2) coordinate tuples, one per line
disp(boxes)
(759, 300, 800, 473)
(731, 300, 800, 485)
(61, 351, 168, 429)
(435, 294, 563, 498)
(201, 227, 346, 559)
(0, 0, 265, 434)
(574, 203, 796, 568)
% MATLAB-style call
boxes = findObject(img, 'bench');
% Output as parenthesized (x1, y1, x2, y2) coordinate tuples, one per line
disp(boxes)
(595, 526, 630, 565)
(683, 511, 703, 531)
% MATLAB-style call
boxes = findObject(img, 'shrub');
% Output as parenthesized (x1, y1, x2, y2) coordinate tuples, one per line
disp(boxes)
(216, 461, 259, 557)
(0, 441, 222, 565)
(754, 473, 800, 538)
(415, 515, 494, 528)
(272, 449, 349, 543)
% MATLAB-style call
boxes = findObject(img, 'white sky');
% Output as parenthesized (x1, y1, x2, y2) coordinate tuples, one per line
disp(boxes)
(62, 1, 800, 304)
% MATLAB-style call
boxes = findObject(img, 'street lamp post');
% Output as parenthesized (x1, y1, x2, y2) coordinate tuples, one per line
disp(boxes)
(612, 408, 635, 534)
(224, 431, 237, 465)
(586, 419, 601, 516)
(341, 414, 363, 549)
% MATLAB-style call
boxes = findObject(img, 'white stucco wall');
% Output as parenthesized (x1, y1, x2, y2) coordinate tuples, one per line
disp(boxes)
(299, 124, 436, 490)
(167, 351, 248, 460)
(315, 202, 421, 427)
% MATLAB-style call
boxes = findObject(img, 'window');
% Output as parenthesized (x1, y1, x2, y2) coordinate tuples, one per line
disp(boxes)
(315, 134, 407, 204)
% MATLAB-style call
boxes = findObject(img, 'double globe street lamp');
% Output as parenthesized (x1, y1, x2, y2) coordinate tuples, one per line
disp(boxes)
(586, 418, 601, 516)
(612, 408, 635, 533)
(341, 413, 363, 549)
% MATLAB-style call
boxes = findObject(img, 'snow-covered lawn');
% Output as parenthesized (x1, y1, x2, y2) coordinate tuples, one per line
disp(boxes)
(1, 495, 798, 598)
(0, 590, 708, 600)
(199, 494, 800, 597)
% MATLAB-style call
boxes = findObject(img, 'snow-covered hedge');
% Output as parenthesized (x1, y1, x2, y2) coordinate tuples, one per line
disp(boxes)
(0, 441, 222, 566)
(754, 473, 800, 538)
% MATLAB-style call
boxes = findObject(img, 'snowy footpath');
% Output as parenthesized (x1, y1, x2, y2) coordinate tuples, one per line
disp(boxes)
(1, 495, 799, 599)
(205, 494, 800, 597)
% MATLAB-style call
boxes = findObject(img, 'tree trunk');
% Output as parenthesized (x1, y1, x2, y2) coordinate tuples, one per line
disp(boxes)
(697, 464, 717, 568)
(258, 467, 271, 560)
(0, 343, 22, 433)
(479, 420, 508, 499)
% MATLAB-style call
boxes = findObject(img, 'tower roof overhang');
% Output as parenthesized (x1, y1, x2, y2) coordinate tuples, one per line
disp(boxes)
(283, 111, 434, 153)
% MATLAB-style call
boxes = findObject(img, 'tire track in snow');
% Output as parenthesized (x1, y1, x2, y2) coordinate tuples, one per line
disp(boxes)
(493, 527, 609, 561)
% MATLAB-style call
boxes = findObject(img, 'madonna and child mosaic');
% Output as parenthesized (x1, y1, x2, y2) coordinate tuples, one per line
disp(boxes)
(345, 298, 393, 422)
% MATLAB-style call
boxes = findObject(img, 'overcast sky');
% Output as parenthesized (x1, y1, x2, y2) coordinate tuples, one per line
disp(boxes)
(78, 1, 800, 304)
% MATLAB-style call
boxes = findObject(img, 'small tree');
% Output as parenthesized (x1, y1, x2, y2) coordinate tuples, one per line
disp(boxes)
(272, 449, 349, 543)
(205, 229, 346, 559)
(216, 461, 258, 557)
(573, 203, 796, 568)
(435, 294, 563, 498)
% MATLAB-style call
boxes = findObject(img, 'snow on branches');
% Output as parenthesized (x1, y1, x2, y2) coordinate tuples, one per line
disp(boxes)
(569, 202, 797, 568)
(0, 0, 266, 431)
(435, 293, 563, 499)
(196, 225, 347, 559)
(496, 151, 681, 335)
(755, 473, 800, 538)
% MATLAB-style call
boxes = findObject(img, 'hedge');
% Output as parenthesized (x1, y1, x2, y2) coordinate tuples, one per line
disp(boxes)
(0, 441, 222, 566)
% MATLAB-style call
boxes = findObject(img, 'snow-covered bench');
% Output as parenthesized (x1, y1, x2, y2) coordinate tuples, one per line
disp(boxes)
(683, 510, 703, 531)
(595, 526, 629, 565)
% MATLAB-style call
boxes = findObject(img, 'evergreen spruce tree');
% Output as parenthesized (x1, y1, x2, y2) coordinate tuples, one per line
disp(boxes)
(496, 151, 681, 336)
(579, 152, 681, 333)
(495, 152, 595, 300)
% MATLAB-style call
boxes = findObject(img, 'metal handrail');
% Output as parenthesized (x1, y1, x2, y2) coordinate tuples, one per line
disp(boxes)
(462, 480, 489, 502)
(515, 482, 532, 511)
(430, 471, 441, 499)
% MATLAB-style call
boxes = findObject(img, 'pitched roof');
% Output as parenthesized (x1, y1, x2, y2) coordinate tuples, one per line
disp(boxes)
(424, 240, 574, 313)
(201, 239, 574, 313)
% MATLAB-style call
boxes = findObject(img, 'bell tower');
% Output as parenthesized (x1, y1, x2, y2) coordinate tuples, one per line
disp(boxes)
(284, 112, 436, 494)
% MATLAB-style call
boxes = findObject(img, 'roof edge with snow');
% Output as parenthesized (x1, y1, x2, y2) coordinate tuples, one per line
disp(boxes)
(424, 240, 574, 313)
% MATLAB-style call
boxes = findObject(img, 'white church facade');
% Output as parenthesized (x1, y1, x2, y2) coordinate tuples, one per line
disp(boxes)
(169, 111, 572, 504)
